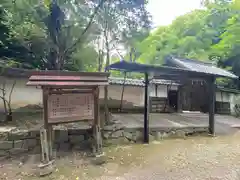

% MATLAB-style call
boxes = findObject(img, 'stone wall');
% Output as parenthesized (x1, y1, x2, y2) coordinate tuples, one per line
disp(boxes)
(103, 123, 208, 144)
(0, 121, 208, 158)
(0, 127, 92, 158)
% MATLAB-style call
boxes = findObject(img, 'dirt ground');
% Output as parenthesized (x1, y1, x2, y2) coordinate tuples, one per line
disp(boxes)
(1, 132, 240, 180)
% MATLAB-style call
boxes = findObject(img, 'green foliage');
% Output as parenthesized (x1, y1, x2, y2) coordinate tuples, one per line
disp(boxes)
(136, 0, 240, 88)
(0, 0, 151, 71)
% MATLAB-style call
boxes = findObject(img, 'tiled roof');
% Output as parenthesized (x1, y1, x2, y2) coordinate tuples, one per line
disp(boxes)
(108, 77, 180, 86)
(167, 56, 238, 79)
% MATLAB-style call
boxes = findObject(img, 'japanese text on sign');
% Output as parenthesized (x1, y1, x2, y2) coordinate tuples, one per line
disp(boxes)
(47, 93, 94, 123)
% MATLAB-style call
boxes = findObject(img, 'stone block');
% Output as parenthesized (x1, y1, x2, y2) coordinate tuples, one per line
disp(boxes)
(175, 130, 186, 138)
(9, 148, 28, 155)
(103, 125, 114, 131)
(103, 132, 110, 139)
(69, 135, 85, 144)
(108, 137, 130, 145)
(72, 141, 90, 150)
(31, 146, 41, 154)
(27, 139, 38, 149)
(59, 143, 70, 151)
(149, 134, 155, 142)
(0, 150, 9, 157)
(0, 141, 13, 150)
(68, 129, 80, 135)
(29, 130, 40, 138)
(135, 131, 143, 141)
(104, 123, 123, 131)
(154, 132, 161, 140)
(54, 130, 68, 143)
(14, 140, 24, 148)
(8, 130, 29, 140)
(0, 132, 8, 141)
(124, 132, 133, 141)
(110, 130, 124, 138)
(163, 132, 170, 138)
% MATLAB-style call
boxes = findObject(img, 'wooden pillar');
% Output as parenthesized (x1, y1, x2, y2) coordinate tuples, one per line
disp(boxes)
(94, 86, 102, 154)
(177, 85, 182, 113)
(208, 76, 216, 135)
(42, 88, 51, 161)
(144, 73, 149, 143)
(155, 84, 158, 97)
(42, 88, 48, 129)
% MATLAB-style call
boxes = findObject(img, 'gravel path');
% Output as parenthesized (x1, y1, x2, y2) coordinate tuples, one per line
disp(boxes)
(2, 131, 240, 180)
(98, 132, 240, 180)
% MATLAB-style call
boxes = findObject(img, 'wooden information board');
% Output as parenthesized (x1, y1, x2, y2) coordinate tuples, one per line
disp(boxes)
(47, 93, 94, 123)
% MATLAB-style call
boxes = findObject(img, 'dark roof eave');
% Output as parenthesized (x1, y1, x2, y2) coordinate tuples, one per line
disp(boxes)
(107, 61, 238, 79)
(169, 56, 238, 79)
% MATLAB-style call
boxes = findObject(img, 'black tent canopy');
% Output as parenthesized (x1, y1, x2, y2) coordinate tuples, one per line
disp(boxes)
(107, 60, 238, 143)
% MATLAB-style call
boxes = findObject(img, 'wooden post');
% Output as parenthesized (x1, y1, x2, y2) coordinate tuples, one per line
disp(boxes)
(104, 85, 109, 124)
(155, 84, 158, 97)
(94, 86, 102, 154)
(208, 76, 216, 135)
(144, 73, 149, 143)
(42, 88, 48, 129)
(42, 88, 50, 162)
(177, 86, 182, 113)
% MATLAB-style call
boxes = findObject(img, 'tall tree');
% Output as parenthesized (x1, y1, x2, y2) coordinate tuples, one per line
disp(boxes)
(1, 0, 151, 71)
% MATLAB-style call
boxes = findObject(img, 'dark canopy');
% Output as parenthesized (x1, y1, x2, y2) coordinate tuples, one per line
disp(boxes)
(107, 60, 238, 79)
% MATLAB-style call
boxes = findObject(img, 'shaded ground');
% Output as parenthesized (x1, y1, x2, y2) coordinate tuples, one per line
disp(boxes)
(2, 132, 240, 179)
(115, 112, 240, 135)
(2, 111, 240, 131)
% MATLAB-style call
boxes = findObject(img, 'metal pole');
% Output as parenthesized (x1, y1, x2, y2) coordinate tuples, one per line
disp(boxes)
(209, 76, 216, 135)
(144, 73, 149, 143)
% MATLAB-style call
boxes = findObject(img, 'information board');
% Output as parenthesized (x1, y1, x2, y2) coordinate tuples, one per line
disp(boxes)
(47, 93, 94, 123)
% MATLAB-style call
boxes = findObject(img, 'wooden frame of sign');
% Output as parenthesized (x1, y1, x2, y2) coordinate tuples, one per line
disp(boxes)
(27, 71, 109, 162)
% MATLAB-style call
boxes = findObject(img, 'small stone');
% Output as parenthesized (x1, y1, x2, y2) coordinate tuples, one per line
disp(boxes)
(37, 160, 55, 177)
(161, 132, 169, 139)
(0, 141, 13, 150)
(91, 156, 107, 165)
(175, 130, 186, 138)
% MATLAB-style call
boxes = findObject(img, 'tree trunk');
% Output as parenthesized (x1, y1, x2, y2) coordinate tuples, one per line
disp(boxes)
(1, 81, 7, 119)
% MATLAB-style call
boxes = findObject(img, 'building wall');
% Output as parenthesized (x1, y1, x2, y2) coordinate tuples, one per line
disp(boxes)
(149, 84, 178, 98)
(216, 91, 230, 102)
(0, 76, 168, 109)
(99, 85, 145, 106)
(229, 93, 240, 115)
(0, 76, 42, 109)
(1, 76, 238, 115)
